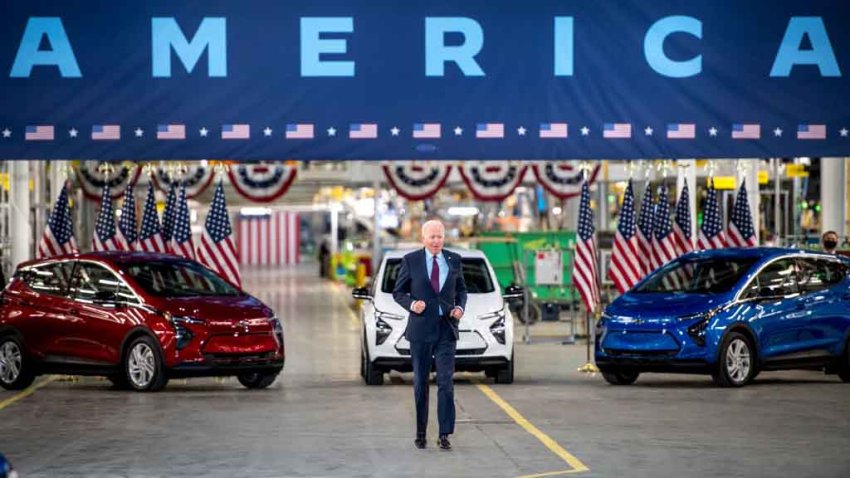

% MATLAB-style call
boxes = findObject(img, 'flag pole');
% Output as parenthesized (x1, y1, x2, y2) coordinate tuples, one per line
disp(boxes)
(576, 163, 599, 375)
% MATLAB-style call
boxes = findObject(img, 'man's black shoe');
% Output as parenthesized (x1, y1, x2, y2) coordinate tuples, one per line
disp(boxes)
(439, 435, 452, 450)
(414, 434, 426, 449)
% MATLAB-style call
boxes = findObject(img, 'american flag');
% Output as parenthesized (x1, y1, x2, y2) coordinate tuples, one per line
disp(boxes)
(157, 124, 186, 140)
(170, 184, 195, 259)
(286, 123, 314, 139)
(92, 124, 121, 140)
(138, 182, 167, 253)
(476, 123, 504, 139)
(222, 124, 250, 139)
(603, 123, 631, 139)
(797, 124, 826, 140)
(539, 123, 568, 139)
(197, 181, 241, 287)
(349, 123, 378, 139)
(571, 182, 599, 313)
(727, 181, 757, 247)
(161, 183, 177, 249)
(667, 123, 696, 139)
(696, 179, 726, 250)
(92, 185, 123, 251)
(636, 185, 655, 276)
(37, 182, 78, 258)
(413, 123, 441, 139)
(732, 124, 760, 139)
(673, 183, 693, 255)
(238, 211, 300, 266)
(25, 125, 54, 141)
(116, 182, 138, 251)
(651, 185, 678, 272)
(609, 180, 641, 294)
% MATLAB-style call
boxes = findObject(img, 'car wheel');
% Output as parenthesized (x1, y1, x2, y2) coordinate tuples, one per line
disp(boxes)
(712, 332, 756, 387)
(838, 339, 850, 383)
(123, 336, 168, 392)
(0, 336, 36, 390)
(364, 352, 384, 386)
(495, 358, 514, 384)
(601, 369, 639, 385)
(238, 371, 280, 389)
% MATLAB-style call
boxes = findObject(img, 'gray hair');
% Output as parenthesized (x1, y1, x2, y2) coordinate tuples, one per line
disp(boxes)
(421, 219, 445, 237)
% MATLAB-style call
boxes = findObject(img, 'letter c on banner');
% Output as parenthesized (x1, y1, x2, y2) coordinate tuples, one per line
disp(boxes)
(644, 16, 702, 78)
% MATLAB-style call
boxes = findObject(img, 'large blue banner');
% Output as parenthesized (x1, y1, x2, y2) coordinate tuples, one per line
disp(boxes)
(0, 0, 848, 160)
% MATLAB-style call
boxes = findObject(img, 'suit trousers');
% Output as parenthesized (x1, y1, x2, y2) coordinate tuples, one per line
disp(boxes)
(410, 317, 457, 436)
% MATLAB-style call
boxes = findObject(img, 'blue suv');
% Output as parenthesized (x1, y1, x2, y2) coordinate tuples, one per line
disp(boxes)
(596, 248, 850, 387)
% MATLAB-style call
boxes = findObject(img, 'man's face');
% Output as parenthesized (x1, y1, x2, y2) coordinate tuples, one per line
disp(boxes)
(422, 223, 445, 255)
(823, 233, 838, 248)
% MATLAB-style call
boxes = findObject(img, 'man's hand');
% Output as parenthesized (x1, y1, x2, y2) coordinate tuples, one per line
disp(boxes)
(411, 300, 426, 314)
(451, 307, 463, 320)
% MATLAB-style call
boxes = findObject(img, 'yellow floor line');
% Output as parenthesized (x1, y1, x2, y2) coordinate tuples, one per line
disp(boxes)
(0, 375, 58, 411)
(475, 383, 590, 474)
(517, 469, 586, 478)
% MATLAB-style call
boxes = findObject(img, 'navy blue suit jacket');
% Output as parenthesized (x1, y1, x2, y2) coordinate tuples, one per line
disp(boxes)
(392, 248, 468, 343)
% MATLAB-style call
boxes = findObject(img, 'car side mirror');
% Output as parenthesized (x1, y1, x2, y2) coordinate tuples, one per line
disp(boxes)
(502, 285, 524, 304)
(352, 287, 372, 301)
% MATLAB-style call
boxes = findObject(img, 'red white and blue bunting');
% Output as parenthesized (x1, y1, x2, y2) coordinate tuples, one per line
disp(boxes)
(383, 162, 453, 201)
(457, 161, 528, 202)
(532, 161, 601, 200)
(151, 163, 216, 199)
(227, 161, 298, 203)
(75, 161, 142, 201)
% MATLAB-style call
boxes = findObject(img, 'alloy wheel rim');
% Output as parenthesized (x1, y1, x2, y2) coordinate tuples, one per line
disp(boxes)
(0, 341, 22, 384)
(725, 338, 751, 383)
(128, 343, 156, 388)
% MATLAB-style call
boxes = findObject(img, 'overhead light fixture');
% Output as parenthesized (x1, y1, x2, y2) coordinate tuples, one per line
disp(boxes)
(448, 206, 479, 217)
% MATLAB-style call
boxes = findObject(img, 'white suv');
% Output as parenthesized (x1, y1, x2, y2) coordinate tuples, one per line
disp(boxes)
(353, 248, 522, 385)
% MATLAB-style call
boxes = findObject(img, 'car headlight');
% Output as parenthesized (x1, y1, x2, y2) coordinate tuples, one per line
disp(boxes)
(680, 310, 717, 347)
(479, 308, 506, 321)
(164, 312, 203, 350)
(596, 312, 610, 338)
(485, 309, 507, 345)
(375, 310, 404, 321)
(269, 316, 284, 347)
(375, 317, 393, 345)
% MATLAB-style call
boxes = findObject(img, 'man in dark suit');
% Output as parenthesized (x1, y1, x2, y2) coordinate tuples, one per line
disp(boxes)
(393, 219, 467, 451)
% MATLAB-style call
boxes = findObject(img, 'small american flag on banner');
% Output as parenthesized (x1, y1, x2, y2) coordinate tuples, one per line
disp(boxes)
(286, 123, 314, 139)
(571, 182, 599, 312)
(37, 183, 78, 258)
(349, 123, 378, 139)
(197, 181, 241, 287)
(25, 125, 54, 141)
(138, 182, 167, 253)
(609, 180, 641, 294)
(92, 124, 121, 140)
(222, 124, 250, 139)
(667, 123, 696, 139)
(116, 182, 138, 251)
(92, 185, 123, 252)
(413, 123, 441, 139)
(727, 181, 757, 247)
(673, 183, 693, 255)
(238, 211, 300, 266)
(797, 124, 826, 140)
(157, 124, 186, 140)
(170, 185, 195, 259)
(696, 179, 726, 250)
(476, 123, 504, 139)
(603, 123, 631, 139)
(539, 123, 568, 139)
(732, 124, 760, 139)
(636, 186, 655, 276)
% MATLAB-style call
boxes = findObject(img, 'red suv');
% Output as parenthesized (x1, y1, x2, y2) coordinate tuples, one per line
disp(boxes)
(0, 252, 284, 392)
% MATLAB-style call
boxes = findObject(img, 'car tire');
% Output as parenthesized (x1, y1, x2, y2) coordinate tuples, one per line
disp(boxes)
(123, 335, 168, 392)
(494, 358, 514, 384)
(364, 351, 384, 386)
(238, 371, 280, 389)
(0, 335, 36, 391)
(712, 331, 756, 387)
(601, 369, 639, 385)
(838, 339, 850, 383)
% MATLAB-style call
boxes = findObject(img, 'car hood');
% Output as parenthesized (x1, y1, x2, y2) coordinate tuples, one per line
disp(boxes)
(606, 292, 731, 320)
(157, 294, 272, 321)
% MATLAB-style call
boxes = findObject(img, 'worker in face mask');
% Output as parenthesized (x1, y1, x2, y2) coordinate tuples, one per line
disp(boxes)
(822, 230, 839, 254)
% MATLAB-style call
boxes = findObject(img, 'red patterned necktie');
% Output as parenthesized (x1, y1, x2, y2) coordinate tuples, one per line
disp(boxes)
(431, 255, 440, 293)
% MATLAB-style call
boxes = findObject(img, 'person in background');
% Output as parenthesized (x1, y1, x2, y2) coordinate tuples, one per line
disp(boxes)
(821, 230, 839, 254)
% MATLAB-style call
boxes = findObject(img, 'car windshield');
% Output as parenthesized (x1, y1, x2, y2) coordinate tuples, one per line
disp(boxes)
(121, 260, 243, 297)
(381, 258, 495, 294)
(633, 257, 758, 294)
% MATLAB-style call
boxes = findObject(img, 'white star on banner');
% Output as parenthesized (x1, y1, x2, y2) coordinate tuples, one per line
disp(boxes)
(580, 126, 590, 136)
(263, 127, 272, 137)
(454, 126, 463, 136)
(840, 128, 848, 137)
(2, 129, 10, 138)
(327, 127, 337, 137)
(709, 127, 718, 137)
(199, 127, 209, 137)
(517, 126, 527, 136)
(391, 127, 400, 136)
(773, 128, 783, 137)
(69, 128, 78, 138)
(644, 127, 653, 136)
(134, 128, 144, 138)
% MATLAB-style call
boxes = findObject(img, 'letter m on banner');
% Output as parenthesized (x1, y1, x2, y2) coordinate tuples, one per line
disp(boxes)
(238, 211, 301, 266)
